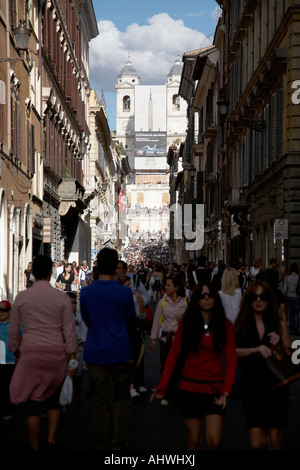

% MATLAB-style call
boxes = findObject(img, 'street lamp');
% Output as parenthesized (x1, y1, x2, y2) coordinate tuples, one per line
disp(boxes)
(0, 19, 31, 63)
(217, 95, 229, 116)
(13, 19, 31, 52)
(182, 163, 196, 180)
(79, 139, 87, 156)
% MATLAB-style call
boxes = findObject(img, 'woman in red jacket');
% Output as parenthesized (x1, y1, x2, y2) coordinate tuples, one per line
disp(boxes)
(150, 281, 237, 450)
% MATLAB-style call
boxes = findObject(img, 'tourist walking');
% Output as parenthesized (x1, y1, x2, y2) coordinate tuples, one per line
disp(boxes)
(8, 255, 78, 450)
(115, 260, 151, 307)
(150, 264, 163, 303)
(78, 261, 90, 289)
(24, 262, 34, 289)
(265, 257, 290, 347)
(211, 262, 225, 292)
(249, 258, 262, 282)
(150, 274, 188, 405)
(0, 301, 17, 423)
(55, 263, 77, 292)
(234, 280, 290, 449)
(282, 263, 300, 335)
(238, 263, 249, 293)
(187, 255, 211, 290)
(116, 274, 147, 400)
(218, 267, 242, 324)
(80, 248, 136, 450)
(150, 281, 237, 450)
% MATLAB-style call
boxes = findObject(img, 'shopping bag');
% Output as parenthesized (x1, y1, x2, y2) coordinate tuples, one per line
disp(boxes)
(59, 359, 78, 405)
(266, 347, 300, 388)
(59, 376, 73, 406)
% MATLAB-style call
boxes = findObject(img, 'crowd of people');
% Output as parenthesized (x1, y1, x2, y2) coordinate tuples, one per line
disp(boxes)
(0, 248, 300, 450)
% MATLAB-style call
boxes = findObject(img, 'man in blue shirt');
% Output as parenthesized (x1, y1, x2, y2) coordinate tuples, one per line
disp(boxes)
(80, 248, 136, 451)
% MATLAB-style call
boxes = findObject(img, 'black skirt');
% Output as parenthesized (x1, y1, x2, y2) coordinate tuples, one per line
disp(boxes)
(179, 390, 226, 419)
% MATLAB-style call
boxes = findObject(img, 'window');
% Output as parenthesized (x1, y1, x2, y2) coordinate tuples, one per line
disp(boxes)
(162, 192, 169, 205)
(137, 193, 144, 204)
(11, 97, 21, 160)
(123, 95, 131, 112)
(172, 94, 180, 111)
(242, 88, 284, 182)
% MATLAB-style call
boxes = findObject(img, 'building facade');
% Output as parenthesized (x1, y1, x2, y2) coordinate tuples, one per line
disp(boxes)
(217, 0, 300, 268)
(0, 0, 98, 302)
(0, 0, 41, 300)
(175, 0, 300, 270)
(115, 58, 188, 250)
(41, 0, 98, 267)
(87, 89, 127, 261)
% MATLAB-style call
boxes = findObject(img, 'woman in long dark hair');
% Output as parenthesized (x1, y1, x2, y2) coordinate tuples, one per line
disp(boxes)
(234, 280, 290, 450)
(150, 281, 237, 450)
(55, 263, 76, 292)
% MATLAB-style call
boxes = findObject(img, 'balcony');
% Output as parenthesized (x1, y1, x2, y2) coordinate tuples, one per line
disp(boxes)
(227, 187, 248, 210)
(204, 121, 217, 139)
(192, 140, 204, 156)
(58, 178, 86, 218)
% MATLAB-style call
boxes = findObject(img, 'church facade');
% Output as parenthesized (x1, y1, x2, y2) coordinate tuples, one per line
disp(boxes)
(115, 59, 187, 240)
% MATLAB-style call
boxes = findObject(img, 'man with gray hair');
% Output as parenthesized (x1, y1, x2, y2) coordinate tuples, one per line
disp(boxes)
(78, 260, 90, 288)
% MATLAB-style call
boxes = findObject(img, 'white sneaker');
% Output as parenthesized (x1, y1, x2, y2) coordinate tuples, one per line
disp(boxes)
(138, 386, 147, 395)
(161, 399, 169, 406)
(130, 388, 140, 400)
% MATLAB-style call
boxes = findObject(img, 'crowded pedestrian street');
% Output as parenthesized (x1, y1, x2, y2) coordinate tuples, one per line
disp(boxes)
(1, 330, 300, 452)
(2, 1, 300, 457)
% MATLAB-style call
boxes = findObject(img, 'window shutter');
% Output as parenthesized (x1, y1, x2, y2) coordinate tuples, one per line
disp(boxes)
(246, 130, 251, 185)
(241, 138, 245, 186)
(17, 106, 21, 160)
(27, 119, 30, 170)
(9, 0, 16, 28)
(256, 115, 262, 175)
(251, 128, 257, 181)
(270, 93, 277, 162)
(277, 88, 283, 157)
(262, 106, 269, 171)
(31, 124, 35, 174)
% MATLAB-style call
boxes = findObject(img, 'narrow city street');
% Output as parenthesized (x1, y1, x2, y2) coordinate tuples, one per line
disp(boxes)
(2, 334, 300, 452)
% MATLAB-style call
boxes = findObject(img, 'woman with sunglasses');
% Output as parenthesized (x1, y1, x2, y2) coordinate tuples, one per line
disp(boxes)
(55, 263, 77, 292)
(234, 280, 290, 450)
(150, 281, 237, 449)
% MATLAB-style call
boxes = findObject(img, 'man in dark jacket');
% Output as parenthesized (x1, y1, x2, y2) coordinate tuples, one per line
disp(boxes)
(187, 255, 211, 290)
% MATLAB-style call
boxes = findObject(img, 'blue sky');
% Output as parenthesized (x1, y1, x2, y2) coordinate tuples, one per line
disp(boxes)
(89, 0, 220, 130)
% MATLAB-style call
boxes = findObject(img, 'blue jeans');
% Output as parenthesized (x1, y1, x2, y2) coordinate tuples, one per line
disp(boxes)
(287, 296, 300, 332)
(86, 361, 133, 450)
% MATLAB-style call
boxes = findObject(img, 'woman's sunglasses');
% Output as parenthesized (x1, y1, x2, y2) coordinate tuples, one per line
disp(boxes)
(0, 307, 10, 312)
(250, 293, 268, 301)
(199, 291, 215, 299)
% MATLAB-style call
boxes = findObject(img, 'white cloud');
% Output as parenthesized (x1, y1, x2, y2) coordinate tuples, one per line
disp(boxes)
(211, 6, 222, 22)
(89, 13, 212, 95)
(183, 12, 206, 18)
